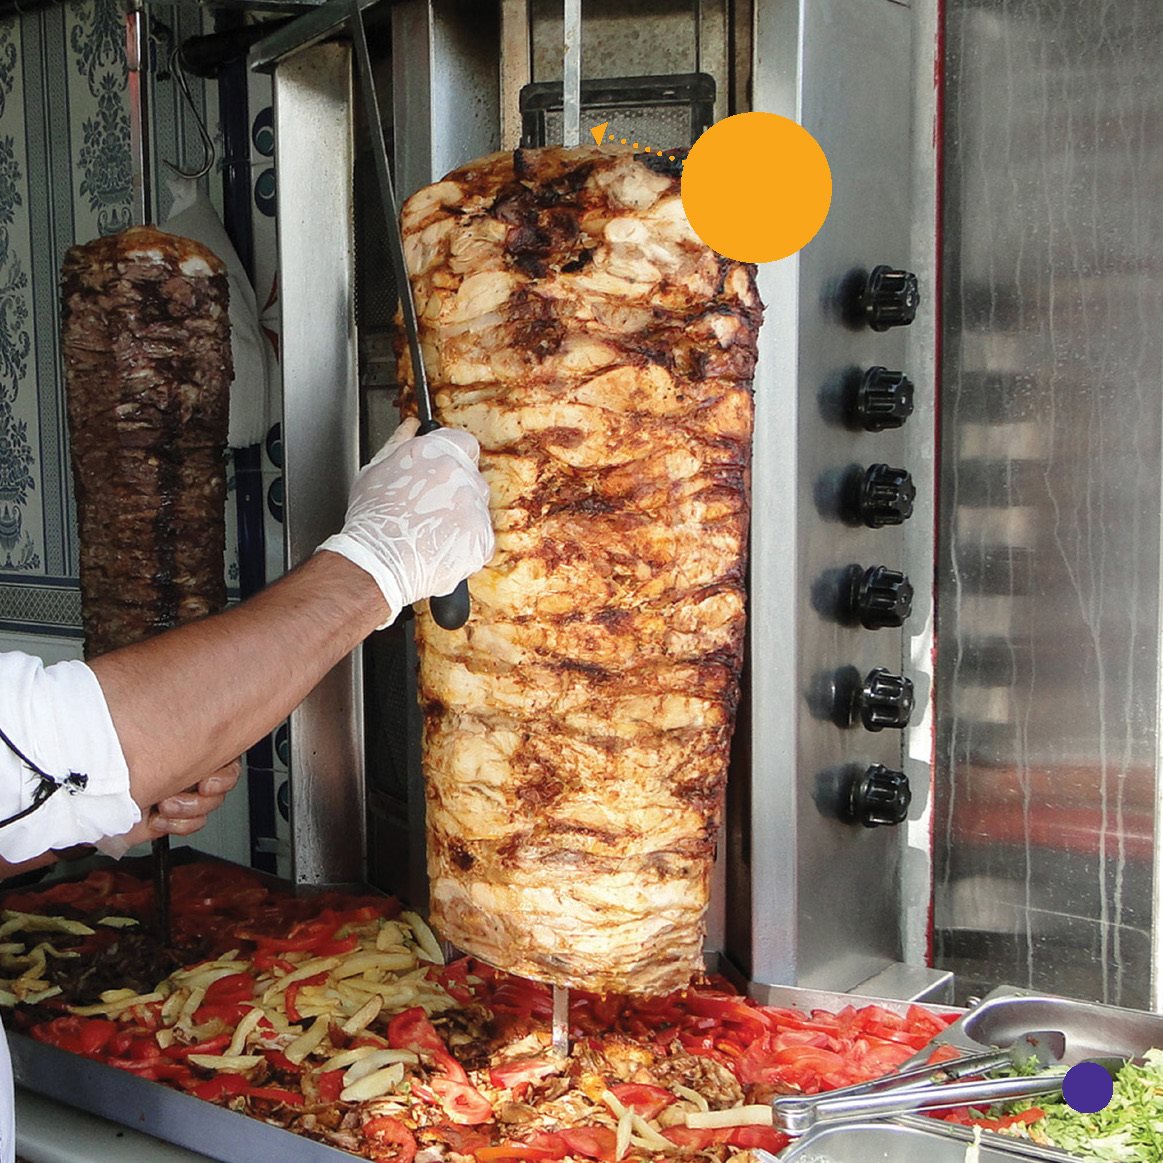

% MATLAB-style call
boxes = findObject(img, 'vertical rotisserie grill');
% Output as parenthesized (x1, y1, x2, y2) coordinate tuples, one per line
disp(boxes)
(400, 146, 762, 995)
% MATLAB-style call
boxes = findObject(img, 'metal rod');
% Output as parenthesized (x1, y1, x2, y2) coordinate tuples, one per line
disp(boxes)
(126, 0, 153, 225)
(551, 985, 570, 1057)
(499, 0, 531, 150)
(561, 0, 581, 147)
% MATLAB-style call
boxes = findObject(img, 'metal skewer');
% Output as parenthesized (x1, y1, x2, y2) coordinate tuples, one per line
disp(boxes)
(562, 0, 581, 148)
(552, 984, 570, 1057)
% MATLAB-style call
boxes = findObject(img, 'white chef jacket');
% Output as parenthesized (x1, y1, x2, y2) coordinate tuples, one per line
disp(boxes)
(0, 651, 139, 862)
(0, 650, 139, 1163)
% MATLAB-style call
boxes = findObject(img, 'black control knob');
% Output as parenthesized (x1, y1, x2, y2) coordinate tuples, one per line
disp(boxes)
(848, 764, 912, 827)
(853, 565, 913, 629)
(856, 367, 914, 431)
(861, 265, 919, 331)
(857, 668, 915, 731)
(859, 464, 916, 528)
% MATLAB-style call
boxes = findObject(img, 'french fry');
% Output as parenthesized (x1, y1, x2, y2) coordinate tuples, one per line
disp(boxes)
(226, 1006, 264, 1058)
(673, 1085, 709, 1112)
(70, 990, 164, 1017)
(320, 1046, 418, 1075)
(343, 1050, 418, 1085)
(177, 986, 206, 1027)
(0, 912, 93, 938)
(340, 994, 383, 1036)
(261, 957, 342, 1004)
(616, 1108, 633, 1160)
(334, 952, 418, 980)
(629, 1116, 677, 1153)
(684, 1106, 774, 1129)
(375, 922, 408, 952)
(188, 1053, 264, 1072)
(399, 911, 443, 965)
(339, 1062, 404, 1103)
(284, 1016, 329, 1066)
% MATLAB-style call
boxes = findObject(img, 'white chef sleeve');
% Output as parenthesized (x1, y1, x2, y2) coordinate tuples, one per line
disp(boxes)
(0, 651, 139, 863)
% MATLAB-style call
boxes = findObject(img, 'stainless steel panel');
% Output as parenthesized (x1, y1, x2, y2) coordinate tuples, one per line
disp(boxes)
(273, 43, 365, 886)
(936, 1, 1163, 1008)
(391, 0, 500, 199)
(738, 0, 927, 993)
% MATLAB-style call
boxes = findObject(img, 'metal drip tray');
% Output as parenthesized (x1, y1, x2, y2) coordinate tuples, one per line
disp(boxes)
(778, 1117, 1079, 1163)
(10, 1033, 357, 1163)
(924, 986, 1163, 1067)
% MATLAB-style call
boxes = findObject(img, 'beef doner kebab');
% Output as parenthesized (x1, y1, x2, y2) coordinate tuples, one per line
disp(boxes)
(61, 226, 232, 659)
(401, 147, 762, 994)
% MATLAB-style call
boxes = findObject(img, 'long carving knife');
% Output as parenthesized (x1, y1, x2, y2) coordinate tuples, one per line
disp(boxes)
(349, 2, 469, 631)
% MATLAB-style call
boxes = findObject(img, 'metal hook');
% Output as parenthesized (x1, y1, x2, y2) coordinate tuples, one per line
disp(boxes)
(164, 45, 216, 181)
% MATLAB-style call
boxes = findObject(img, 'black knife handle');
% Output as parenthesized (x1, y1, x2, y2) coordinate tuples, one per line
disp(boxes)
(416, 417, 471, 630)
(431, 581, 471, 630)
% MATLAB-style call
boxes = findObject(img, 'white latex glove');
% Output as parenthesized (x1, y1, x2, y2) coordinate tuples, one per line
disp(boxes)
(319, 418, 494, 627)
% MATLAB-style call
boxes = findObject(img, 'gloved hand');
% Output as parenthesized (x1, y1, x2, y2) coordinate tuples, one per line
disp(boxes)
(319, 417, 494, 627)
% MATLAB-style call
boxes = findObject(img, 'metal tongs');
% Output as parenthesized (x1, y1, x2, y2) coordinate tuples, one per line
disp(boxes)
(773, 1029, 1067, 1137)
(348, 0, 470, 631)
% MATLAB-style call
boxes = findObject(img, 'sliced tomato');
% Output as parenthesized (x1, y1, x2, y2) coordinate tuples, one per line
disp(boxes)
(557, 1126, 618, 1162)
(387, 1007, 469, 1082)
(663, 1126, 721, 1149)
(203, 972, 255, 1006)
(488, 1056, 559, 1089)
(609, 1083, 675, 1120)
(388, 1007, 446, 1055)
(685, 992, 773, 1033)
(263, 1049, 304, 1075)
(318, 1068, 345, 1103)
(726, 1126, 792, 1153)
(429, 1078, 493, 1125)
(363, 1116, 418, 1163)
(30, 1016, 120, 1059)
(474, 1144, 563, 1162)
(166, 1033, 232, 1060)
(489, 977, 554, 1020)
(284, 972, 328, 1024)
(247, 1085, 304, 1106)
(192, 1073, 250, 1103)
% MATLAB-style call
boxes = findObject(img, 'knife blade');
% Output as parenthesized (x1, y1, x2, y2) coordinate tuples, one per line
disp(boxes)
(349, 1, 469, 631)
(152, 833, 171, 944)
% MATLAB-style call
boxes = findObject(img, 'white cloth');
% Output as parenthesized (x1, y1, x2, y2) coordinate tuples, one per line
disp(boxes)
(0, 652, 139, 863)
(319, 419, 495, 629)
(162, 176, 273, 448)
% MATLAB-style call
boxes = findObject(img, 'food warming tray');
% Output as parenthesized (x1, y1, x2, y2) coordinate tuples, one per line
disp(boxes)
(7, 978, 955, 1163)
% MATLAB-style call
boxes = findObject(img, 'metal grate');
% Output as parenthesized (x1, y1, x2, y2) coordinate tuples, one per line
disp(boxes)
(520, 73, 715, 149)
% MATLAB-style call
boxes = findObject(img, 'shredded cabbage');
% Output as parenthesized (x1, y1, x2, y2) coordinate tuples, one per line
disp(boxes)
(1003, 1047, 1163, 1161)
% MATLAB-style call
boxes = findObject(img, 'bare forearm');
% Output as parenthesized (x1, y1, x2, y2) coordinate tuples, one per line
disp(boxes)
(89, 552, 388, 810)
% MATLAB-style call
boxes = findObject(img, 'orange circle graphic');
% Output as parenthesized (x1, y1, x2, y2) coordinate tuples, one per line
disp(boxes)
(681, 112, 832, 263)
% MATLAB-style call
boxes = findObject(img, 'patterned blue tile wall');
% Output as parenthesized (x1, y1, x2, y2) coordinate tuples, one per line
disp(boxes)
(0, 0, 289, 871)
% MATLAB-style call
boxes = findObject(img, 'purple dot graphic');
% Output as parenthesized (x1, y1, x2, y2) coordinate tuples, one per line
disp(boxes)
(1062, 1061, 1115, 1113)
